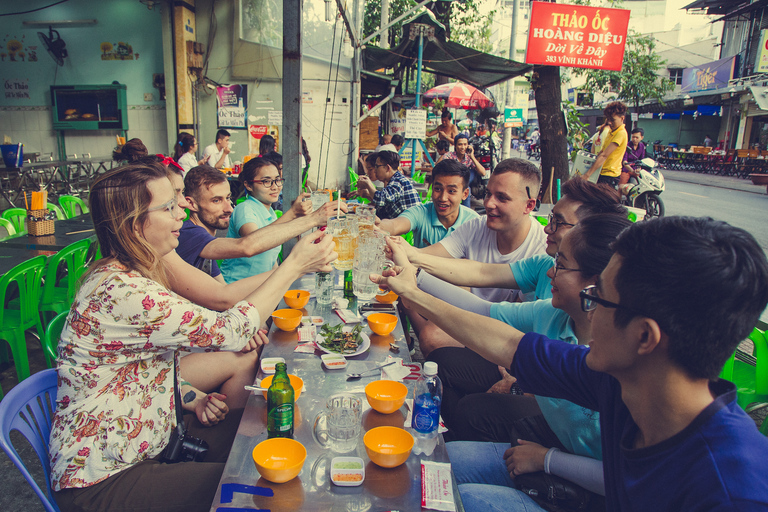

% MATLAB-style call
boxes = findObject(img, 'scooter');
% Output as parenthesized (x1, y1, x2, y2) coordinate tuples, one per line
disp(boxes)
(526, 141, 541, 160)
(621, 157, 666, 219)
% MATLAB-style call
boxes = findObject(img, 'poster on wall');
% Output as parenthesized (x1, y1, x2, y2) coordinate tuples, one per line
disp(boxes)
(681, 56, 736, 93)
(525, 2, 630, 71)
(757, 30, 768, 73)
(100, 41, 137, 60)
(217, 84, 248, 129)
(248, 124, 280, 155)
(4, 78, 30, 100)
(1, 34, 38, 62)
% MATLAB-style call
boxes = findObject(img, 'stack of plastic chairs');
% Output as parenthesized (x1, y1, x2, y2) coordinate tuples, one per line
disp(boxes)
(719, 324, 768, 413)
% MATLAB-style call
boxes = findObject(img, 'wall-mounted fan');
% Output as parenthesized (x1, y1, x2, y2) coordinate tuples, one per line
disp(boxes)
(38, 26, 68, 66)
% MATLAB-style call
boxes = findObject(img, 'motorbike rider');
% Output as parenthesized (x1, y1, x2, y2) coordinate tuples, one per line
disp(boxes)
(620, 127, 646, 191)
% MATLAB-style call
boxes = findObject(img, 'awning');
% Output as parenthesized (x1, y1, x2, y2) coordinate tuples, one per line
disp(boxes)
(682, 0, 750, 16)
(749, 86, 768, 110)
(362, 13, 532, 89)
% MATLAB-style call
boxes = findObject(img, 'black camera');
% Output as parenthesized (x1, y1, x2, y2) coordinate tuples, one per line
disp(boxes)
(162, 422, 209, 463)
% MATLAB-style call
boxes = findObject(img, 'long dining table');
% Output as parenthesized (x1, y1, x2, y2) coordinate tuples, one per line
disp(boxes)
(209, 273, 463, 512)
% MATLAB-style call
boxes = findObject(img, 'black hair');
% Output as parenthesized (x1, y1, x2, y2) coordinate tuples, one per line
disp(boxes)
(560, 178, 625, 220)
(113, 138, 148, 162)
(376, 150, 400, 170)
(263, 151, 282, 166)
(365, 152, 379, 164)
(239, 157, 278, 189)
(173, 132, 196, 162)
(259, 135, 276, 155)
(630, 127, 644, 136)
(441, 110, 452, 120)
(454, 133, 469, 144)
(568, 214, 632, 279)
(432, 159, 470, 189)
(610, 216, 768, 380)
(391, 134, 404, 148)
(216, 129, 230, 142)
(436, 140, 450, 152)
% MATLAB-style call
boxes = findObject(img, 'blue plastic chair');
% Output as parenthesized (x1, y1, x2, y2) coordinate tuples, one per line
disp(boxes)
(0, 368, 61, 512)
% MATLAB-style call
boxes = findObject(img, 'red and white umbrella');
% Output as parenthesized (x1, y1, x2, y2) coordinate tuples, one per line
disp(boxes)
(423, 82, 494, 110)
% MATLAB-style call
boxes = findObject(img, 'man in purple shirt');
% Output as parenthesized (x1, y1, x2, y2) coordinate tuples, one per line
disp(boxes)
(375, 216, 768, 511)
(620, 127, 646, 188)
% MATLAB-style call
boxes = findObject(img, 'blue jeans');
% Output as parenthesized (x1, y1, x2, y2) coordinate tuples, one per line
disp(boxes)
(447, 442, 545, 512)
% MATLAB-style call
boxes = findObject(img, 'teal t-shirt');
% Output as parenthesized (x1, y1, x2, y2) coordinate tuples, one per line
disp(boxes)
(490, 299, 602, 460)
(399, 203, 480, 248)
(220, 195, 281, 283)
(509, 254, 554, 300)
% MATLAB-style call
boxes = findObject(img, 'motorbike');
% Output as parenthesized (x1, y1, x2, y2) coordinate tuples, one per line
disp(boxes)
(621, 157, 666, 219)
(526, 141, 541, 160)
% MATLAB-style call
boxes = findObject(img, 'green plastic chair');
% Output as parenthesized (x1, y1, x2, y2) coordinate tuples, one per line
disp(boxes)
(58, 195, 90, 219)
(534, 215, 548, 227)
(46, 202, 65, 220)
(421, 184, 433, 204)
(43, 311, 67, 366)
(39, 239, 90, 326)
(0, 217, 16, 240)
(2, 208, 27, 234)
(719, 326, 768, 411)
(0, 255, 48, 382)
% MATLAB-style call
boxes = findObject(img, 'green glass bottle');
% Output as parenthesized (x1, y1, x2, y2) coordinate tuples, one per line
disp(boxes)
(267, 362, 294, 438)
(344, 269, 355, 300)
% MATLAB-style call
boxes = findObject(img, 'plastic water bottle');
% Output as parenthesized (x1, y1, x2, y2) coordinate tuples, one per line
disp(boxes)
(411, 361, 442, 456)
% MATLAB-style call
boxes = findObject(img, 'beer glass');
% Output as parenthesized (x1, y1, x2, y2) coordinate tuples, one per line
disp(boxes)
(328, 215, 357, 271)
(313, 394, 363, 453)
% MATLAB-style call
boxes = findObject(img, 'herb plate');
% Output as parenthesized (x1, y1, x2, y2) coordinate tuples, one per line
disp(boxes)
(316, 330, 371, 357)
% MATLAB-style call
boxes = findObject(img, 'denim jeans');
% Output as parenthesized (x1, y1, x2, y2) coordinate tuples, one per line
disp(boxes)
(447, 441, 545, 512)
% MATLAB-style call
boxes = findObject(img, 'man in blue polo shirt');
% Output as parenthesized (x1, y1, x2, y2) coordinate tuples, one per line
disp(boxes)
(378, 159, 479, 248)
(375, 216, 768, 511)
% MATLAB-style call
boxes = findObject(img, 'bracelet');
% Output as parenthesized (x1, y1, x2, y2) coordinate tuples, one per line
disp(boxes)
(544, 447, 560, 474)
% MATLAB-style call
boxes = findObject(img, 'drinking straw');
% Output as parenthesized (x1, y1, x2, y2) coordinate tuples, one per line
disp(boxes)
(24, 191, 29, 210)
(337, 194, 341, 218)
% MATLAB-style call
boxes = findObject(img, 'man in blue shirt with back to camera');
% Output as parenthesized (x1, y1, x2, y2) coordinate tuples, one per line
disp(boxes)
(375, 216, 768, 511)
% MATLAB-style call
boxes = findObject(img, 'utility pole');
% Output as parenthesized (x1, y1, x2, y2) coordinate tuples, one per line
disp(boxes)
(501, 0, 519, 160)
(380, 0, 389, 49)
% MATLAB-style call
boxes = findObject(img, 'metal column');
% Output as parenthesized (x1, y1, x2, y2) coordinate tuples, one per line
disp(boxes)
(282, 0, 303, 256)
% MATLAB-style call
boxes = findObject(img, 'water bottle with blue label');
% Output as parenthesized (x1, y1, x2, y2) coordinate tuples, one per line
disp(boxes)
(411, 361, 442, 456)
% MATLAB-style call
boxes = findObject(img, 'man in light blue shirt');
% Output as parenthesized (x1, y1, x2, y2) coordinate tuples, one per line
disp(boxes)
(378, 159, 479, 248)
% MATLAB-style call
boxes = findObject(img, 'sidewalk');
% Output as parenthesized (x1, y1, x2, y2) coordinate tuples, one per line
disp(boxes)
(661, 168, 768, 195)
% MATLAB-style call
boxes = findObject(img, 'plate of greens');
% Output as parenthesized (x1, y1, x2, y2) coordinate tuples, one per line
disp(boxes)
(316, 323, 370, 357)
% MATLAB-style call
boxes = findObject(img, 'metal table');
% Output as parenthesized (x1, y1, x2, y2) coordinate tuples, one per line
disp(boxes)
(0, 214, 95, 251)
(210, 274, 460, 511)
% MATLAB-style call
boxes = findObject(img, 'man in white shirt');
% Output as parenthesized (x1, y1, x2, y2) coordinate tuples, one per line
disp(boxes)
(203, 129, 232, 169)
(401, 158, 547, 356)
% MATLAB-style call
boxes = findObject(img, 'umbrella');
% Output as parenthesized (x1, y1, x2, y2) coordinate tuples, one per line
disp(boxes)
(423, 82, 494, 110)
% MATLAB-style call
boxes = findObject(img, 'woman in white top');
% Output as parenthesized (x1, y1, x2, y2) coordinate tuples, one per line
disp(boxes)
(174, 132, 201, 173)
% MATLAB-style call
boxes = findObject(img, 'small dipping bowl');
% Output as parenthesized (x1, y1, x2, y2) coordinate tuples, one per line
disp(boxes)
(375, 290, 398, 304)
(252, 438, 307, 483)
(367, 313, 398, 336)
(365, 380, 408, 414)
(272, 308, 303, 331)
(284, 289, 310, 309)
(260, 374, 304, 400)
(363, 426, 414, 468)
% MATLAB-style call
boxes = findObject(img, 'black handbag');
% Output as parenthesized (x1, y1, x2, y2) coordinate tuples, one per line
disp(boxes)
(514, 472, 600, 512)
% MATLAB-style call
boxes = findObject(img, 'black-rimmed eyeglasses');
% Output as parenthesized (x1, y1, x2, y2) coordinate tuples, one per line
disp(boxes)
(251, 178, 285, 188)
(552, 253, 580, 278)
(579, 285, 636, 314)
(547, 213, 577, 233)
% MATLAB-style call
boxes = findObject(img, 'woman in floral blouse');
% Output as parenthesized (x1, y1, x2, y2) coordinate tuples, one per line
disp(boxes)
(50, 161, 336, 512)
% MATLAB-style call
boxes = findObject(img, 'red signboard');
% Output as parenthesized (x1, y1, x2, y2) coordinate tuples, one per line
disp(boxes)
(525, 2, 631, 71)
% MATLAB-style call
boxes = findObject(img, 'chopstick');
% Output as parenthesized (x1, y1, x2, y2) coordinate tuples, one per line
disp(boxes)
(65, 229, 95, 235)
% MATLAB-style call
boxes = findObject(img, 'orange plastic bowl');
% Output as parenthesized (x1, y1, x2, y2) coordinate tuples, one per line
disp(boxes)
(272, 308, 302, 331)
(284, 290, 310, 309)
(375, 290, 399, 304)
(364, 426, 414, 468)
(260, 374, 304, 400)
(367, 313, 398, 336)
(252, 438, 307, 483)
(365, 380, 408, 414)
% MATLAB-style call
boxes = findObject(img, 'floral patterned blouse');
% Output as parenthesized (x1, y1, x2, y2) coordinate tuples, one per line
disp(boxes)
(49, 263, 261, 490)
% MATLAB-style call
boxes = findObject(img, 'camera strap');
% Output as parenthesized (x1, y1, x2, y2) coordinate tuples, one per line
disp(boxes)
(172, 361, 186, 436)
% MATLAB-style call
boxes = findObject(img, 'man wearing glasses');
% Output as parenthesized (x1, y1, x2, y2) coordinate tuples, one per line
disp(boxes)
(375, 216, 768, 510)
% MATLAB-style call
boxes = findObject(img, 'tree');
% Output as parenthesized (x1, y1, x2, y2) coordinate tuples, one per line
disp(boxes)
(532, 66, 570, 200)
(575, 31, 675, 125)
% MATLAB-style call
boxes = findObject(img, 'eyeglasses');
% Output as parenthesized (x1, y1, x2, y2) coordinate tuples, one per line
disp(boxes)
(251, 178, 285, 188)
(579, 284, 647, 316)
(552, 253, 580, 278)
(547, 213, 577, 233)
(148, 197, 180, 219)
